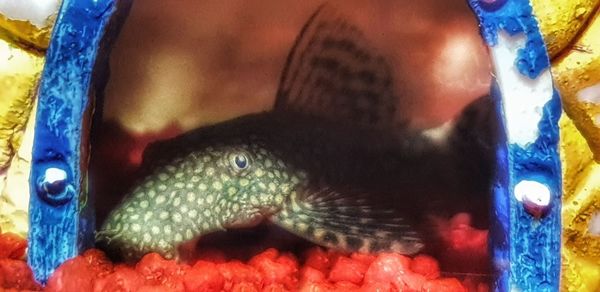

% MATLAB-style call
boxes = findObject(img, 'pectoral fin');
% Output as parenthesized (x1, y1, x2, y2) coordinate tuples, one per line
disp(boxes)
(271, 188, 423, 255)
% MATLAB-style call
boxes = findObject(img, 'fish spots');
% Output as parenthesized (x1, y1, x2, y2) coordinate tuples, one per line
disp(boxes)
(158, 184, 167, 191)
(139, 200, 149, 209)
(212, 181, 223, 191)
(191, 176, 201, 183)
(143, 233, 152, 243)
(203, 210, 211, 217)
(189, 209, 198, 218)
(240, 179, 249, 187)
(174, 233, 183, 242)
(265, 159, 273, 168)
(144, 211, 153, 221)
(274, 195, 284, 204)
(231, 203, 240, 212)
(156, 195, 166, 204)
(147, 190, 156, 198)
(180, 205, 189, 213)
(172, 212, 183, 223)
(199, 183, 207, 191)
(158, 173, 169, 181)
(197, 197, 205, 205)
(206, 167, 215, 176)
(174, 182, 185, 189)
(174, 172, 184, 179)
(173, 197, 181, 207)
(185, 229, 194, 240)
(159, 211, 169, 220)
(151, 226, 160, 235)
(131, 224, 141, 232)
(296, 222, 308, 231)
(164, 225, 172, 234)
(228, 187, 237, 196)
(220, 173, 230, 182)
(186, 192, 196, 202)
(158, 239, 168, 249)
(255, 169, 265, 177)
(206, 195, 215, 204)
(280, 184, 291, 193)
(276, 159, 285, 168)
(202, 222, 210, 230)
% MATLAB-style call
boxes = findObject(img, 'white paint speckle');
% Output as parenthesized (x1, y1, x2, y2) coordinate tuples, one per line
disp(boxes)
(490, 32, 554, 147)
(577, 83, 600, 104)
(589, 212, 600, 235)
(594, 114, 600, 127)
(514, 180, 551, 206)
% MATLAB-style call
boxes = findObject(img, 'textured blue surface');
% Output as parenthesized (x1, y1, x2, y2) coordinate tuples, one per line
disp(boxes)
(468, 0, 549, 78)
(28, 0, 127, 284)
(467, 1, 562, 291)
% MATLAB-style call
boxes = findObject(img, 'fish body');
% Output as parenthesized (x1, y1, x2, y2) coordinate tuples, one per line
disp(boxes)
(97, 5, 495, 261)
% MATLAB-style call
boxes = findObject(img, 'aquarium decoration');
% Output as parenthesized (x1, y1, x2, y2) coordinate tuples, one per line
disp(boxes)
(25, 0, 131, 284)
(466, 0, 562, 291)
(0, 0, 599, 291)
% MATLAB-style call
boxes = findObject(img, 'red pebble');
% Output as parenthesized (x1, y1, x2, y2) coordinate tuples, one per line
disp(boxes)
(422, 278, 467, 292)
(328, 256, 368, 284)
(0, 233, 27, 260)
(0, 258, 41, 290)
(46, 249, 113, 292)
(298, 281, 335, 292)
(93, 265, 144, 292)
(263, 283, 290, 292)
(350, 253, 376, 266)
(218, 260, 262, 290)
(364, 253, 411, 284)
(410, 255, 441, 279)
(364, 253, 429, 291)
(135, 253, 188, 291)
(334, 281, 361, 291)
(249, 248, 298, 289)
(183, 260, 225, 292)
(231, 281, 260, 292)
(300, 266, 326, 283)
(360, 282, 396, 292)
(303, 247, 331, 272)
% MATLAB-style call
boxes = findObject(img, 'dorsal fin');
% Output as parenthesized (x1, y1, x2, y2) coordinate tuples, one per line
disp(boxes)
(275, 5, 401, 129)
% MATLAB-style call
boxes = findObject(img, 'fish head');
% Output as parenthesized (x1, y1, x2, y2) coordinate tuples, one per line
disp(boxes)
(96, 129, 303, 261)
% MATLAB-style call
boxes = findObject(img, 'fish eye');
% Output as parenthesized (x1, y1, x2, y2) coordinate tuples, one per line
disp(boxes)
(230, 153, 250, 170)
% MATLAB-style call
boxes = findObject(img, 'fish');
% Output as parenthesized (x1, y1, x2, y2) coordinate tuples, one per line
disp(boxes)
(96, 5, 496, 262)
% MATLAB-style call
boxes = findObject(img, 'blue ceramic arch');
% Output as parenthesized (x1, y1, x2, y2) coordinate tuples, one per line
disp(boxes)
(466, 0, 562, 291)
(28, 0, 131, 284)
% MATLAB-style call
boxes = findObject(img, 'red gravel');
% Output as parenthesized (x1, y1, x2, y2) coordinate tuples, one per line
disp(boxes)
(0, 213, 489, 291)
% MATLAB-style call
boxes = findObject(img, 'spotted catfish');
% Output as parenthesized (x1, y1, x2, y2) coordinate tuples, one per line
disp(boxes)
(96, 5, 495, 261)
